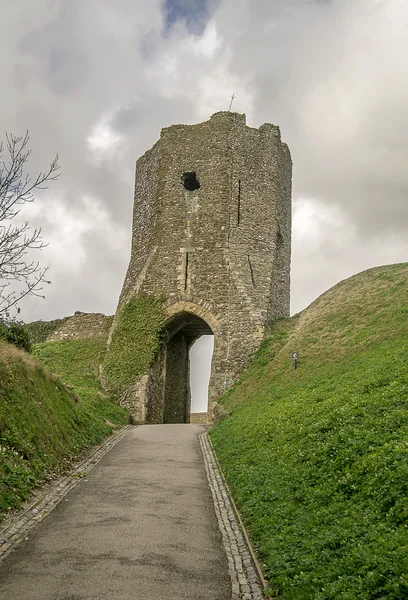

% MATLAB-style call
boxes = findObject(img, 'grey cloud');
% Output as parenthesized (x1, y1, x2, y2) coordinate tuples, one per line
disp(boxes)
(211, 0, 408, 242)
(20, 1, 89, 95)
(0, 0, 406, 328)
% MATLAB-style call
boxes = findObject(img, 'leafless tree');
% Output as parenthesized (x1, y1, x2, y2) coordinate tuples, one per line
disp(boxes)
(0, 132, 59, 319)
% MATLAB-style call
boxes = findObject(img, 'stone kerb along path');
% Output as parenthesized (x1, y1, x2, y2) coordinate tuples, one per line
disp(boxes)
(0, 425, 266, 600)
(0, 425, 133, 558)
(200, 432, 266, 600)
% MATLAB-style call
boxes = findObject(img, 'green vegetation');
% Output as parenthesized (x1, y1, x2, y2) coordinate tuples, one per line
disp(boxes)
(0, 321, 32, 352)
(210, 263, 408, 600)
(0, 338, 127, 520)
(1, 297, 163, 519)
(26, 316, 69, 343)
(33, 338, 125, 420)
(103, 295, 164, 397)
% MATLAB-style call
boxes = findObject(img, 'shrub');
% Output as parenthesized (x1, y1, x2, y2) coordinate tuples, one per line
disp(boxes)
(0, 321, 32, 353)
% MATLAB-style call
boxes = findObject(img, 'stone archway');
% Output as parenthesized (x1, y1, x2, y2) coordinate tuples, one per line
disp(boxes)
(160, 311, 214, 424)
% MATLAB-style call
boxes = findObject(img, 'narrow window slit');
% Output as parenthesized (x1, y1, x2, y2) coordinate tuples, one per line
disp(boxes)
(247, 255, 255, 289)
(237, 179, 241, 225)
(184, 252, 189, 291)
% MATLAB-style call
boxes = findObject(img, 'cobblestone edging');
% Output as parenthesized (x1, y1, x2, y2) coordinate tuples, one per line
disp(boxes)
(0, 425, 133, 560)
(199, 432, 266, 600)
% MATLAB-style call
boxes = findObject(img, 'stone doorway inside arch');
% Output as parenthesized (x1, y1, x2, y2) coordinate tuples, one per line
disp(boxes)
(160, 312, 214, 425)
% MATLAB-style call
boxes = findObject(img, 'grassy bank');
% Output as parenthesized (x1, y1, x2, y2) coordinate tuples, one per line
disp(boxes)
(210, 263, 408, 599)
(0, 339, 127, 520)
(33, 338, 124, 422)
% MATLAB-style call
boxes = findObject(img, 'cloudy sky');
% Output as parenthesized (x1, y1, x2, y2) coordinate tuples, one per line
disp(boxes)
(2, 0, 407, 409)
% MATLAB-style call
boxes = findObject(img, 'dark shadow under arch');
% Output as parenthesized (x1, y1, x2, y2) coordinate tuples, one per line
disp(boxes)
(162, 312, 213, 424)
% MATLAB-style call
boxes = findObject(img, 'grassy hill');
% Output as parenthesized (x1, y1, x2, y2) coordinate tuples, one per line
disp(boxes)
(0, 335, 127, 520)
(210, 263, 408, 600)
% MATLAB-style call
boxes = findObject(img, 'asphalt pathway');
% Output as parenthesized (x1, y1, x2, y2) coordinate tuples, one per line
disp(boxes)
(0, 424, 231, 600)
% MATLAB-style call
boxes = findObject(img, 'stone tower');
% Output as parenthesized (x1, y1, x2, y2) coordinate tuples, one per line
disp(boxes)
(107, 111, 292, 424)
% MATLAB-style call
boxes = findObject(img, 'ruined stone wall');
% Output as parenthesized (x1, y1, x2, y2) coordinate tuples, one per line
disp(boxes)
(30, 312, 114, 343)
(108, 111, 292, 423)
(49, 313, 113, 342)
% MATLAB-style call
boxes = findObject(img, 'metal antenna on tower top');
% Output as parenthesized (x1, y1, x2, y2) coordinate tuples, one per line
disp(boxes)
(228, 93, 235, 111)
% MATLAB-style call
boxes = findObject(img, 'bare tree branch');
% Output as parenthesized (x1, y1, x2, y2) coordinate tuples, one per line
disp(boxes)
(0, 132, 59, 319)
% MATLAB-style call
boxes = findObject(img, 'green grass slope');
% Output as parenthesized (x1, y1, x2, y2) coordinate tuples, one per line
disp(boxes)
(210, 263, 408, 600)
(33, 338, 119, 416)
(0, 339, 127, 520)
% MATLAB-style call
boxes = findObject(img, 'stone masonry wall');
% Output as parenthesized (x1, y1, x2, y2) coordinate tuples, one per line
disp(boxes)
(108, 111, 292, 423)
(43, 312, 113, 342)
(190, 412, 209, 425)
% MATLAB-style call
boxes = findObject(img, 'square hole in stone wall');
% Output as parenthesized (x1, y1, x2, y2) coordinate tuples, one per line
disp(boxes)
(182, 172, 200, 191)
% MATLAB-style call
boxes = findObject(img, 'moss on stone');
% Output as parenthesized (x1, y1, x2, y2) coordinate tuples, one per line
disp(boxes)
(103, 295, 164, 397)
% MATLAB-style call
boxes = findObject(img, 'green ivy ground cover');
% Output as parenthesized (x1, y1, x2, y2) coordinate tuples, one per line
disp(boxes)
(103, 295, 164, 397)
(210, 264, 408, 599)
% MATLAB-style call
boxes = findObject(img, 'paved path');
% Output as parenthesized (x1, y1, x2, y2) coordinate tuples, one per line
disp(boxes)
(0, 425, 231, 600)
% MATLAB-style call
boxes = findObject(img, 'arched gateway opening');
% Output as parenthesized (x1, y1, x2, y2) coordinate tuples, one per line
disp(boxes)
(161, 312, 214, 424)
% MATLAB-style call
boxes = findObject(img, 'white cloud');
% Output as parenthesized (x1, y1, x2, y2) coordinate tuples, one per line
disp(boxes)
(193, 21, 222, 58)
(87, 118, 124, 163)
